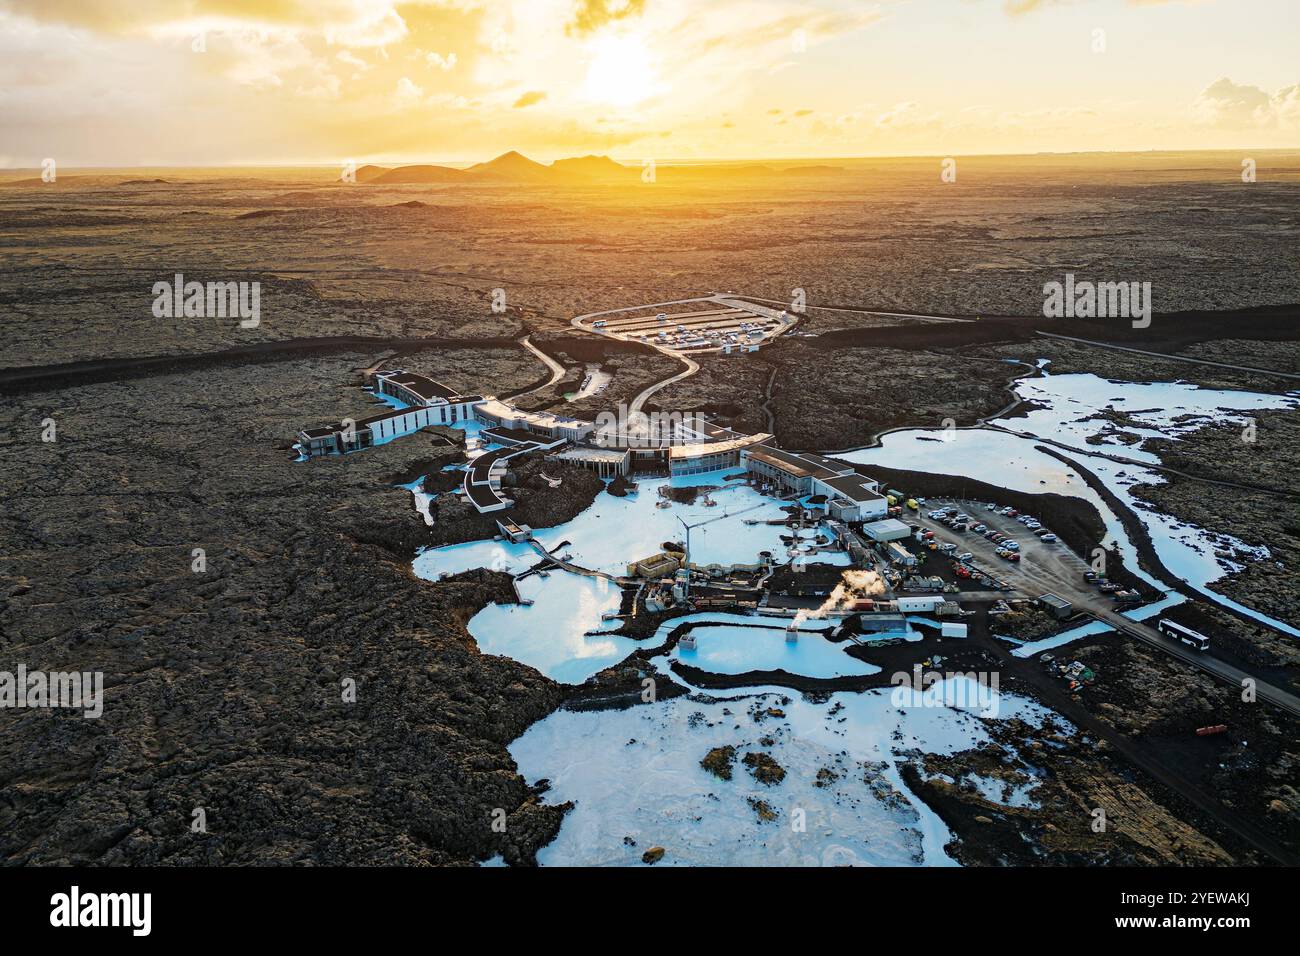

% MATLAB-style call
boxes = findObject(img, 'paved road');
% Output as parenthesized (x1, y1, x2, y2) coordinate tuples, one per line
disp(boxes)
(1036, 331, 1300, 381)
(629, 345, 700, 417)
(1096, 612, 1300, 718)
(516, 334, 565, 396)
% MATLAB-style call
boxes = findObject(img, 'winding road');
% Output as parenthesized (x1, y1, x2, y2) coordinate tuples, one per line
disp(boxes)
(515, 334, 566, 397)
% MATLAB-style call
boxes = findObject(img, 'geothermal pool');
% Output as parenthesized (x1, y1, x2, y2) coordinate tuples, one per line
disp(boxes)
(673, 621, 881, 679)
(412, 473, 857, 682)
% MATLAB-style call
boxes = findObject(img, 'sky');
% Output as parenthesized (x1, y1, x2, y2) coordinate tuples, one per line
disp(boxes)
(1, 0, 1298, 167)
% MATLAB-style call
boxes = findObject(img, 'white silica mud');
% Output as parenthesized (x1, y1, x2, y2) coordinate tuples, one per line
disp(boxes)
(510, 676, 1058, 867)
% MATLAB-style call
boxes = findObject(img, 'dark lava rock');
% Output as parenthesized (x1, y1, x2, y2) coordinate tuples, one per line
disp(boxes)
(742, 751, 787, 786)
(700, 745, 737, 781)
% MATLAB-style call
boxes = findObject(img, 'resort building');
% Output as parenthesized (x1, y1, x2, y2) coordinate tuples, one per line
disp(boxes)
(463, 435, 565, 513)
(300, 367, 889, 526)
(298, 405, 454, 457)
(548, 446, 633, 479)
(298, 369, 483, 457)
(474, 399, 595, 443)
(740, 446, 887, 522)
(369, 369, 482, 425)
(669, 431, 772, 477)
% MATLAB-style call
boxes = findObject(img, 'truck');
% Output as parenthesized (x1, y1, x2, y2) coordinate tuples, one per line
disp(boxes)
(906, 499, 919, 510)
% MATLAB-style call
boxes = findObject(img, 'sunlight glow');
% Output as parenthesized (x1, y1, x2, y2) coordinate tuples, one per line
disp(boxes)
(583, 34, 661, 108)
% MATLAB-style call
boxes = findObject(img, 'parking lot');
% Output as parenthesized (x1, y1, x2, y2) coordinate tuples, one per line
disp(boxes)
(907, 498, 1099, 605)
(574, 294, 798, 355)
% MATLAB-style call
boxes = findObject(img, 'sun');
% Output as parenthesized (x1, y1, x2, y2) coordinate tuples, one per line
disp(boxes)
(583, 33, 661, 108)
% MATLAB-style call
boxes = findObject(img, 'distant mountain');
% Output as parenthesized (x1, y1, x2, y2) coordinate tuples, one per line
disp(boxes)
(352, 164, 391, 183)
(466, 150, 552, 181)
(550, 154, 632, 181)
(369, 164, 465, 184)
(363, 151, 635, 185)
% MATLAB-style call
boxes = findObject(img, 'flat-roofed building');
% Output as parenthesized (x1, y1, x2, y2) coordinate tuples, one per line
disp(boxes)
(300, 369, 485, 458)
(474, 398, 595, 443)
(1038, 593, 1073, 619)
(817, 473, 887, 522)
(548, 446, 632, 479)
(862, 518, 913, 542)
(669, 431, 772, 477)
(369, 369, 483, 424)
(740, 445, 883, 519)
(627, 552, 682, 578)
(298, 404, 453, 456)
(741, 445, 849, 494)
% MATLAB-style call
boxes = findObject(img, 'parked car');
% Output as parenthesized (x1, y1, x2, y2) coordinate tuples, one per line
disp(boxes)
(1004, 541, 1020, 551)
(1041, 533, 1058, 542)
(957, 552, 973, 562)
(973, 524, 987, 533)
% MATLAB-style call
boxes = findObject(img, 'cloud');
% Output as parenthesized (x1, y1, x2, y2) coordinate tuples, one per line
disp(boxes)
(793, 108, 812, 117)
(394, 76, 424, 103)
(874, 101, 916, 127)
(1004, 0, 1204, 14)
(1193, 77, 1300, 128)
(3, 0, 410, 46)
(337, 49, 370, 76)
(513, 89, 546, 108)
(425, 50, 457, 70)
(566, 0, 646, 37)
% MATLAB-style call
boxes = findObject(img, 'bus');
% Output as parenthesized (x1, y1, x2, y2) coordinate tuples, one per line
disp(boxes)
(1157, 618, 1210, 651)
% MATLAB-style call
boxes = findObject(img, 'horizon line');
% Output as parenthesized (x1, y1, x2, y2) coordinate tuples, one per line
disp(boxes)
(5, 145, 1300, 172)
